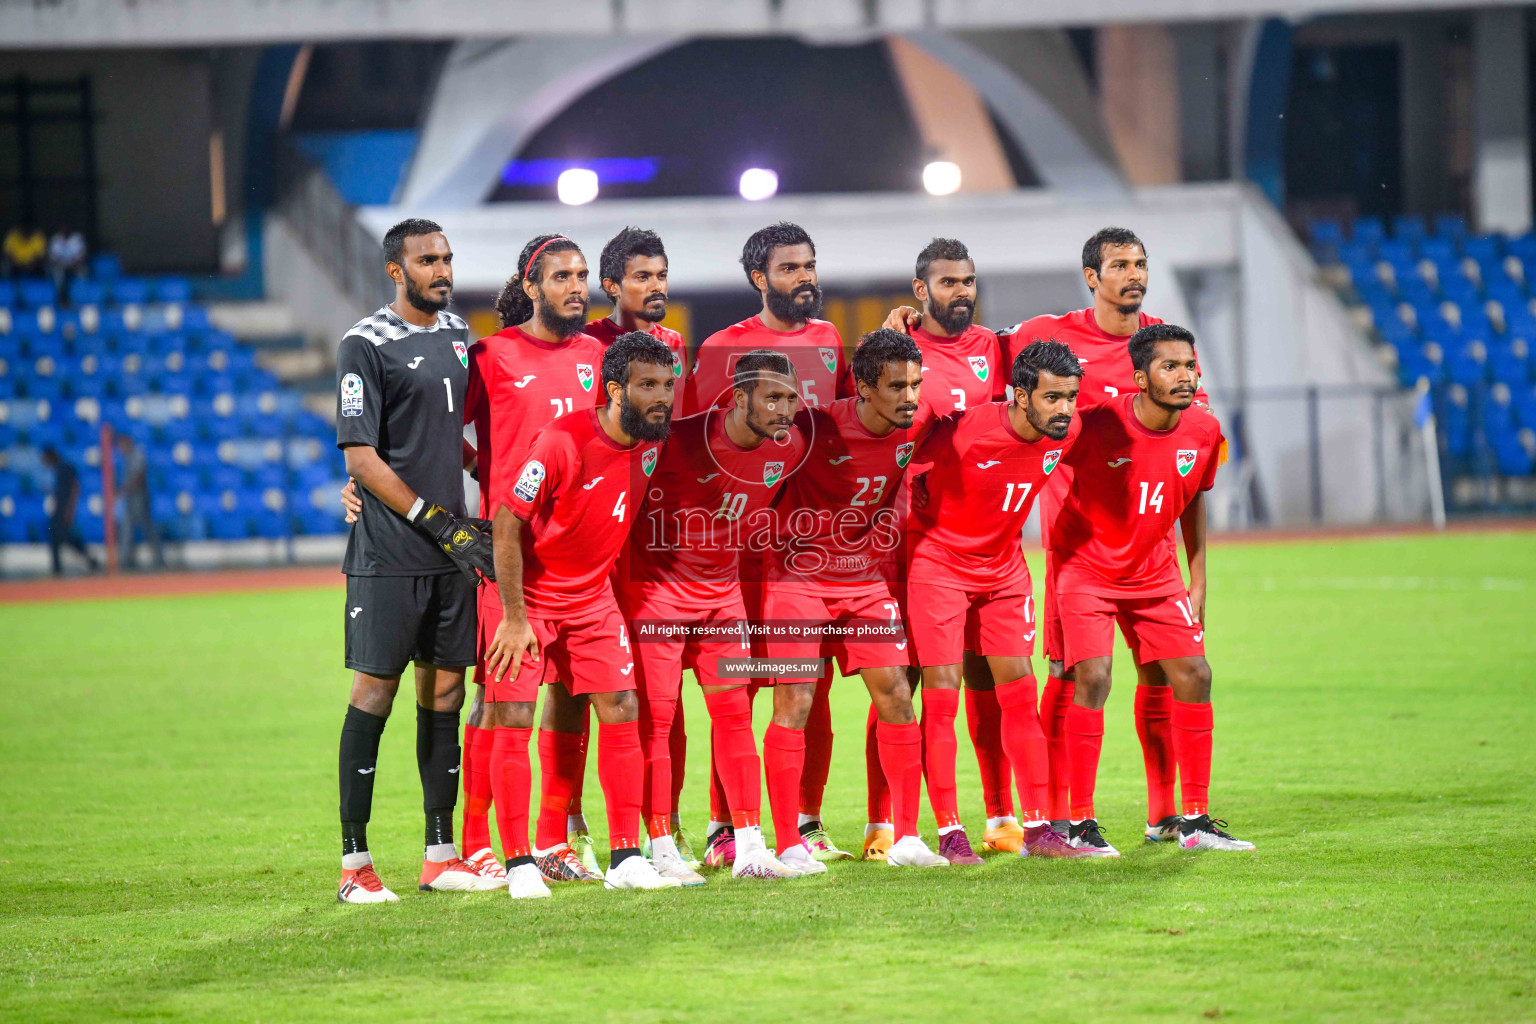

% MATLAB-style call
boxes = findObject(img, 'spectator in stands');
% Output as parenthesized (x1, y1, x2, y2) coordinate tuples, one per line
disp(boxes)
(3, 223, 47, 278)
(115, 433, 163, 570)
(48, 225, 87, 296)
(41, 446, 101, 576)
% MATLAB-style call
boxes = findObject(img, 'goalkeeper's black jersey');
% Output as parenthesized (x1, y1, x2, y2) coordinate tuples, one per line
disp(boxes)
(335, 306, 470, 577)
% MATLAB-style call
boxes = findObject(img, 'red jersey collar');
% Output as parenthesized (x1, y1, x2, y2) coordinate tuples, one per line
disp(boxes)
(1121, 392, 1186, 438)
(996, 401, 1047, 445)
(505, 324, 589, 352)
(588, 406, 642, 452)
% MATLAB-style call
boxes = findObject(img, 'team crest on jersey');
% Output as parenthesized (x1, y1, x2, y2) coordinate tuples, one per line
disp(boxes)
(340, 373, 364, 417)
(1176, 449, 1198, 477)
(895, 442, 914, 468)
(513, 460, 545, 502)
(968, 355, 989, 381)
(763, 461, 784, 487)
(819, 347, 837, 373)
(453, 340, 468, 367)
(671, 353, 684, 377)
(641, 447, 659, 477)
(1042, 449, 1062, 475)
(576, 364, 595, 392)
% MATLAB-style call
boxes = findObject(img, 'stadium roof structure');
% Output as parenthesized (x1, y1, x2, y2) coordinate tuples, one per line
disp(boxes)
(1, 0, 1529, 48)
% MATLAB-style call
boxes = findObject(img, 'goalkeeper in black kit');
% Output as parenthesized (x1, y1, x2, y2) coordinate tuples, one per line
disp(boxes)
(333, 218, 501, 903)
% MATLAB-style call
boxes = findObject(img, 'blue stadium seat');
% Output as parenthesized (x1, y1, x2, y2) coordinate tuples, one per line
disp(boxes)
(24, 375, 66, 403)
(207, 465, 244, 492)
(153, 277, 193, 304)
(1441, 385, 1472, 456)
(0, 280, 16, 309)
(1493, 432, 1533, 475)
(1377, 239, 1417, 276)
(1435, 214, 1469, 241)
(1352, 216, 1386, 247)
(109, 278, 152, 305)
(17, 278, 56, 309)
(68, 279, 107, 307)
(70, 333, 111, 360)
(1392, 213, 1427, 244)
(1462, 234, 1501, 265)
(1489, 339, 1530, 385)
(90, 254, 123, 280)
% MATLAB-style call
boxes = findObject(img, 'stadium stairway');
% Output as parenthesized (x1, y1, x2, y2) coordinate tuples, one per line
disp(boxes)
(1308, 214, 1536, 509)
(0, 258, 351, 572)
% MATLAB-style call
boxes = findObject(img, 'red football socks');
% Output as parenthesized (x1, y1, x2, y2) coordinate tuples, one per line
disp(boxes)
(488, 726, 532, 859)
(669, 698, 687, 817)
(597, 720, 643, 852)
(639, 697, 678, 839)
(995, 676, 1050, 822)
(568, 717, 590, 818)
(1136, 686, 1178, 824)
(799, 675, 834, 816)
(876, 720, 923, 841)
(534, 729, 585, 850)
(964, 687, 1014, 819)
(1065, 703, 1104, 821)
(763, 723, 806, 854)
(703, 688, 761, 828)
(460, 723, 493, 855)
(708, 728, 729, 823)
(920, 687, 962, 829)
(1042, 675, 1075, 819)
(1172, 700, 1213, 817)
(865, 703, 891, 823)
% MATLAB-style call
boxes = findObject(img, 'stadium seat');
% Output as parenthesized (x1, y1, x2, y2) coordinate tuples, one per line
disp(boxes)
(90, 254, 122, 281)
(1392, 213, 1427, 244)
(109, 278, 152, 306)
(1352, 216, 1386, 247)
(68, 279, 107, 307)
(0, 280, 17, 310)
(154, 277, 193, 304)
(17, 278, 57, 309)
(1435, 214, 1469, 240)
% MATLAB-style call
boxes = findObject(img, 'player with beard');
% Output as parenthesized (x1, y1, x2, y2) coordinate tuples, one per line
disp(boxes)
(586, 227, 695, 864)
(616, 350, 808, 882)
(906, 341, 1091, 861)
(461, 235, 612, 892)
(333, 219, 501, 902)
(1051, 325, 1252, 854)
(484, 332, 683, 894)
(857, 238, 1010, 861)
(686, 222, 855, 866)
(761, 329, 945, 873)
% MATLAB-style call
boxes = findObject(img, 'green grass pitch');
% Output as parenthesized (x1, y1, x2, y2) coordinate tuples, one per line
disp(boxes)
(2, 531, 1534, 1022)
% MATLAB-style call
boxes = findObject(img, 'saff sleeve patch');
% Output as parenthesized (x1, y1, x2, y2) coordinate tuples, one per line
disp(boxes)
(513, 460, 546, 502)
(340, 373, 364, 417)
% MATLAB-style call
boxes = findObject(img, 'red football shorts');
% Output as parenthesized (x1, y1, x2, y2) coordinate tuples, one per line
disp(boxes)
(619, 582, 751, 699)
(763, 583, 909, 682)
(1057, 589, 1205, 669)
(907, 573, 1035, 667)
(481, 590, 634, 703)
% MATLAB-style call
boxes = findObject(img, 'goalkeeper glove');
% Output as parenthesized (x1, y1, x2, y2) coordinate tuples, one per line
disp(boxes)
(408, 499, 496, 583)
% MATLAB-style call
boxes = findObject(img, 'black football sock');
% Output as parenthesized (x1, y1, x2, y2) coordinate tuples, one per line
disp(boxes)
(609, 847, 641, 867)
(339, 705, 388, 857)
(418, 704, 462, 852)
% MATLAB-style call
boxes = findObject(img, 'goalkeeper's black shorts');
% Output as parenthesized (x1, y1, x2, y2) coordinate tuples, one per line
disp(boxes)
(344, 572, 477, 677)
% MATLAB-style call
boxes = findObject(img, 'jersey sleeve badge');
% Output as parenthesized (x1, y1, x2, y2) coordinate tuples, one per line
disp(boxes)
(513, 460, 546, 501)
(453, 340, 468, 367)
(340, 373, 364, 417)
(819, 347, 838, 373)
(1042, 449, 1062, 475)
(968, 355, 989, 381)
(895, 442, 914, 468)
(1176, 450, 1198, 477)
(577, 364, 595, 392)
(764, 461, 784, 487)
(641, 447, 659, 477)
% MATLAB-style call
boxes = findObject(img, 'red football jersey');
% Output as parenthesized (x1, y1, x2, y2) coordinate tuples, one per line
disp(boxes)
(850, 323, 1003, 414)
(621, 410, 806, 601)
(464, 325, 607, 519)
(1000, 307, 1166, 413)
(681, 315, 849, 416)
(506, 408, 663, 615)
(584, 316, 688, 394)
(908, 403, 1080, 590)
(1051, 394, 1222, 598)
(768, 396, 936, 590)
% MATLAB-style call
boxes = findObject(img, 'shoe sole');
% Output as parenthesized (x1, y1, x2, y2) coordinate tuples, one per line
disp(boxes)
(810, 850, 854, 862)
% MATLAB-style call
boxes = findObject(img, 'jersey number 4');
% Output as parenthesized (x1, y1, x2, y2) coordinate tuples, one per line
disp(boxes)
(612, 492, 627, 522)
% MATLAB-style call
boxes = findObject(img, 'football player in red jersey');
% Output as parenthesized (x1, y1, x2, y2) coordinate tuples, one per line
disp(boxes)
(483, 331, 684, 895)
(688, 223, 855, 866)
(617, 350, 808, 882)
(906, 340, 1094, 862)
(760, 328, 947, 872)
(463, 235, 610, 888)
(585, 226, 697, 865)
(860, 238, 1014, 861)
(1051, 324, 1253, 855)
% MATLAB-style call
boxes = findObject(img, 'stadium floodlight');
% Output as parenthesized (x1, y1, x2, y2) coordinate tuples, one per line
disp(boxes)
(557, 167, 599, 205)
(738, 167, 779, 201)
(922, 160, 962, 196)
